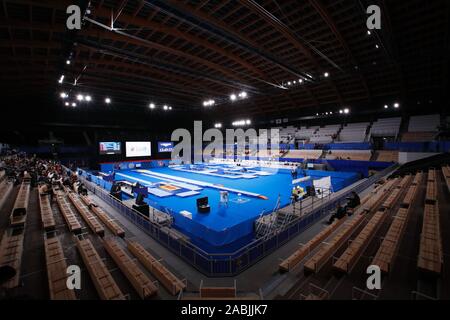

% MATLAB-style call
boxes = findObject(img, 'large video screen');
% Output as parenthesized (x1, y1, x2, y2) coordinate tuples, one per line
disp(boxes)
(99, 142, 121, 155)
(126, 141, 151, 157)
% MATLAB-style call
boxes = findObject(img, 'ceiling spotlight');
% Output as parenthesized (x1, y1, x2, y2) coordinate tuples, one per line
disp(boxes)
(169, 106, 172, 110)
(76, 94, 84, 101)
(375, 44, 379, 49)
(325, 112, 329, 115)
(293, 81, 296, 84)
(239, 91, 247, 98)
(214, 123, 222, 128)
(339, 110, 343, 114)
(65, 102, 69, 106)
(394, 103, 399, 108)
(246, 120, 251, 125)
(316, 113, 319, 116)
(343, 108, 350, 114)
(163, 105, 168, 110)
(384, 105, 388, 109)
(105, 97, 111, 104)
(299, 79, 303, 84)
(85, 95, 92, 102)
(287, 81, 291, 85)
(71, 102, 77, 107)
(367, 30, 371, 35)
(66, 60, 71, 65)
(330, 111, 333, 115)
(60, 92, 68, 99)
(230, 94, 237, 101)
(149, 103, 155, 109)
(324, 72, 329, 78)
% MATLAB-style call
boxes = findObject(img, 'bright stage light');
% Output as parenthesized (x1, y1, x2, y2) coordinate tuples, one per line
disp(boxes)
(324, 72, 329, 78)
(76, 94, 84, 101)
(343, 108, 350, 114)
(58, 75, 64, 84)
(214, 123, 222, 128)
(230, 94, 237, 101)
(149, 103, 155, 109)
(339, 110, 343, 114)
(65, 102, 69, 106)
(71, 102, 77, 107)
(394, 103, 400, 108)
(85, 95, 92, 102)
(60, 92, 67, 99)
(384, 105, 388, 109)
(105, 97, 111, 104)
(163, 105, 168, 110)
(66, 60, 71, 65)
(239, 91, 247, 98)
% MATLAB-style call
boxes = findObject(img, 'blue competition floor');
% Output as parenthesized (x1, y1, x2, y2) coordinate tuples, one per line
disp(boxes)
(113, 165, 359, 252)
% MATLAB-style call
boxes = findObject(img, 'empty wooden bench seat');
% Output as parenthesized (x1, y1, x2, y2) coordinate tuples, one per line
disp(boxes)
(303, 214, 365, 274)
(279, 217, 346, 272)
(412, 171, 423, 186)
(0, 180, 14, 211)
(358, 178, 398, 213)
(127, 241, 185, 295)
(76, 238, 125, 300)
(39, 193, 56, 231)
(334, 210, 387, 273)
(67, 192, 104, 236)
(103, 238, 157, 299)
(55, 194, 82, 234)
(418, 202, 442, 275)
(441, 166, 450, 192)
(44, 237, 77, 300)
(81, 195, 125, 238)
(0, 230, 25, 288)
(425, 179, 437, 204)
(372, 207, 411, 273)
(427, 169, 436, 182)
(10, 181, 31, 227)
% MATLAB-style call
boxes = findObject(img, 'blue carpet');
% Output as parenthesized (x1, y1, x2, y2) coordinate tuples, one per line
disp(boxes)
(114, 166, 359, 252)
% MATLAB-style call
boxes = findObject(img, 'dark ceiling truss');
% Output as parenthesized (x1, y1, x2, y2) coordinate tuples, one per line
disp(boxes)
(0, 0, 448, 117)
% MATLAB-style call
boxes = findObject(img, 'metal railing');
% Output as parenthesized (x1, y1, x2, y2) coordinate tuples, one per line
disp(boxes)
(72, 164, 397, 277)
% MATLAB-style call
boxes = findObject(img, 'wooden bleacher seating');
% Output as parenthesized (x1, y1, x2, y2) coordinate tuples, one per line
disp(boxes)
(39, 193, 56, 231)
(282, 149, 322, 160)
(375, 151, 398, 162)
(103, 238, 158, 299)
(418, 201, 442, 275)
(55, 190, 82, 234)
(0, 229, 25, 288)
(425, 171, 437, 204)
(200, 285, 236, 299)
(333, 210, 387, 273)
(441, 166, 450, 192)
(127, 240, 186, 295)
(325, 150, 371, 161)
(381, 175, 411, 209)
(303, 214, 365, 274)
(67, 192, 104, 236)
(335, 175, 411, 274)
(10, 181, 30, 227)
(76, 238, 125, 300)
(0, 179, 14, 211)
(44, 237, 77, 300)
(401, 131, 435, 142)
(303, 178, 399, 274)
(279, 216, 347, 272)
(80, 195, 125, 237)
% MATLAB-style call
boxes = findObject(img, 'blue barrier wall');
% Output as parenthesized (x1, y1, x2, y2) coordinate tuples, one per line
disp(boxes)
(100, 159, 170, 172)
(324, 143, 372, 150)
(384, 141, 450, 152)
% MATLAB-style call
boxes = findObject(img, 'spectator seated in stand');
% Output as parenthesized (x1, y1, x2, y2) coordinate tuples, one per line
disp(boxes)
(345, 191, 360, 215)
(327, 204, 347, 224)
